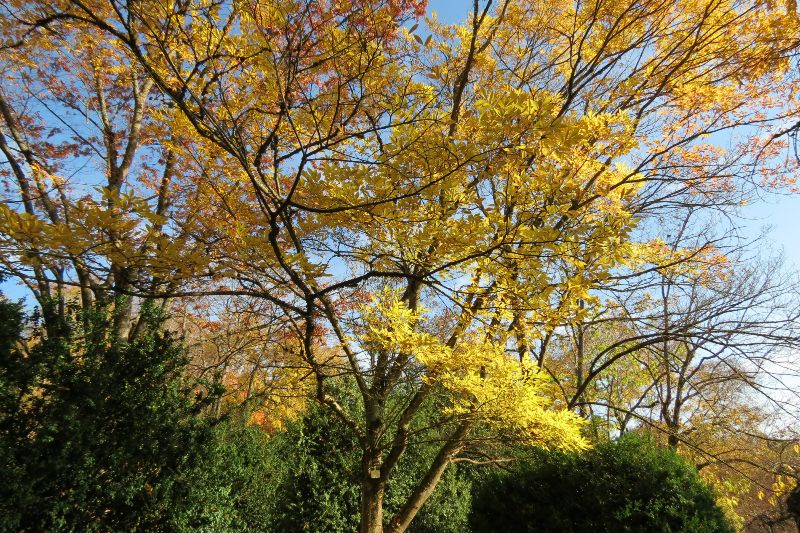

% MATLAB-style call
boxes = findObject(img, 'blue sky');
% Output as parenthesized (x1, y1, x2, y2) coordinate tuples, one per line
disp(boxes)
(744, 195, 800, 269)
(428, 0, 467, 24)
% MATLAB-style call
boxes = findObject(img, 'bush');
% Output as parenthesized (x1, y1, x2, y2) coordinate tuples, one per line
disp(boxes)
(174, 419, 277, 532)
(0, 299, 231, 532)
(0, 293, 472, 532)
(264, 403, 363, 532)
(470, 434, 734, 533)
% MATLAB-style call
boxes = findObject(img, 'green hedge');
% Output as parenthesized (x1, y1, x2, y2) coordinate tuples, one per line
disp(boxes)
(470, 435, 734, 533)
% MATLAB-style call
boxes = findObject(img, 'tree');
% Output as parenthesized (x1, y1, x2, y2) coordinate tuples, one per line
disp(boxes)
(0, 13, 212, 339)
(4, 0, 800, 531)
(168, 295, 312, 428)
(540, 209, 800, 525)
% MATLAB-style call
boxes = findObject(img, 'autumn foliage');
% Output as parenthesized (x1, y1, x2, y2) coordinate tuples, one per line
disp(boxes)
(2, 0, 800, 531)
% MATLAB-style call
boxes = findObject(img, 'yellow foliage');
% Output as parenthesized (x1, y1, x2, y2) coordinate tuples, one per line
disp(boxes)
(361, 290, 588, 451)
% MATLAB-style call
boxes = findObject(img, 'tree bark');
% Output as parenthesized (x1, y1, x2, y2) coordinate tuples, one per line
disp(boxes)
(359, 464, 386, 533)
(387, 421, 470, 532)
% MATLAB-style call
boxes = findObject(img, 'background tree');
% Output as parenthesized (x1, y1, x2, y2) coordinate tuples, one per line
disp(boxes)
(168, 295, 312, 427)
(0, 10, 214, 339)
(542, 207, 800, 526)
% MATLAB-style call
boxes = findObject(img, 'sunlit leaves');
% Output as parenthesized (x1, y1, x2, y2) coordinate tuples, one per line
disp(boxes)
(360, 291, 587, 451)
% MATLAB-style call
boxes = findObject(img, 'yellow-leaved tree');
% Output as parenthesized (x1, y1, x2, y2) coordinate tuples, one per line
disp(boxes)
(4, 0, 800, 531)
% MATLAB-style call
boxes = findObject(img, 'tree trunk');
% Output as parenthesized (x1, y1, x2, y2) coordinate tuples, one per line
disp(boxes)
(359, 475, 385, 533)
(667, 431, 679, 449)
(387, 421, 470, 532)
